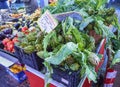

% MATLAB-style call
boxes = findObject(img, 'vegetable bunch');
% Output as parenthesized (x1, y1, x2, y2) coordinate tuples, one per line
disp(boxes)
(36, 17, 101, 83)
(14, 0, 120, 86)
(16, 26, 44, 54)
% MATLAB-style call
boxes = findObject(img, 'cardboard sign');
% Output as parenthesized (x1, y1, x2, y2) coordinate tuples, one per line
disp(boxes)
(37, 10, 58, 33)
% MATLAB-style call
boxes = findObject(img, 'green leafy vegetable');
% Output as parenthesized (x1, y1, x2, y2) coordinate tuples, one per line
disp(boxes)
(44, 62, 53, 87)
(85, 66, 97, 83)
(111, 50, 120, 66)
(43, 31, 56, 52)
(45, 42, 77, 65)
(79, 16, 94, 31)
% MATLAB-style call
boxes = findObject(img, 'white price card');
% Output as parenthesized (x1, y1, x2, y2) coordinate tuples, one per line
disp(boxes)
(37, 10, 58, 33)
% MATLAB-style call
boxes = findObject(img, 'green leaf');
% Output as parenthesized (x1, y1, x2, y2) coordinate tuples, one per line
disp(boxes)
(86, 66, 97, 83)
(45, 42, 78, 65)
(96, 20, 115, 38)
(85, 36, 95, 51)
(112, 58, 120, 66)
(44, 62, 53, 87)
(113, 15, 120, 30)
(79, 16, 94, 30)
(112, 50, 120, 65)
(73, 51, 87, 64)
(76, 8, 89, 17)
(71, 27, 83, 43)
(43, 31, 56, 52)
(62, 17, 74, 35)
(37, 51, 54, 58)
(96, 0, 107, 10)
(70, 63, 80, 71)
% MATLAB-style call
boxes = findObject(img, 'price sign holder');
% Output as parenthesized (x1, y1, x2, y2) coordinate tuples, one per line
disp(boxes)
(37, 10, 58, 33)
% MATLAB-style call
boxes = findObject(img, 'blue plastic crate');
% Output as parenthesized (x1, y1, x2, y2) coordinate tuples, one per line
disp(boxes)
(51, 66, 81, 87)
(14, 46, 44, 71)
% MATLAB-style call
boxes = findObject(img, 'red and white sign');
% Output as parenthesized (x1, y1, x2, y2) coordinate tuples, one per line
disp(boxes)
(104, 68, 117, 87)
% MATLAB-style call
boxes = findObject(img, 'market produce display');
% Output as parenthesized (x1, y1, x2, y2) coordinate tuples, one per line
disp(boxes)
(1, 0, 120, 87)
(0, 27, 18, 52)
(40, 0, 120, 86)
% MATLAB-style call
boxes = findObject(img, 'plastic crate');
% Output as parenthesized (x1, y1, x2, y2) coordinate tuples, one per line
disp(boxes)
(51, 39, 106, 87)
(51, 66, 81, 87)
(0, 42, 4, 49)
(14, 46, 23, 63)
(14, 46, 44, 71)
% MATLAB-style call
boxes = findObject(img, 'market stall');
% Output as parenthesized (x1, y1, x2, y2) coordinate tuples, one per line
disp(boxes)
(0, 0, 120, 87)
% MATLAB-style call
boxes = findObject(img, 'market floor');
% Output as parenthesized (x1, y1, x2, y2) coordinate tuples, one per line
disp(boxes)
(0, 65, 30, 87)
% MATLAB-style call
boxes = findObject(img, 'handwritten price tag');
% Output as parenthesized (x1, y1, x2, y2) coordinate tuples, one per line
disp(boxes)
(37, 10, 58, 33)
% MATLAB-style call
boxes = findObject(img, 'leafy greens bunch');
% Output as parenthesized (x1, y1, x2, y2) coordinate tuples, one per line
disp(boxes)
(43, 0, 120, 39)
(37, 17, 101, 85)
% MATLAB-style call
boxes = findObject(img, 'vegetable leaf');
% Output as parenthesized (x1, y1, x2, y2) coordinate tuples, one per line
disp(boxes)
(43, 31, 56, 52)
(96, 20, 115, 38)
(45, 42, 77, 65)
(86, 66, 97, 83)
(44, 62, 53, 87)
(112, 50, 120, 65)
(96, 0, 107, 10)
(79, 16, 94, 31)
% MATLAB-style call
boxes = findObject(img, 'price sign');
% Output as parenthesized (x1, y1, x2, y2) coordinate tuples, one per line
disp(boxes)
(37, 10, 58, 33)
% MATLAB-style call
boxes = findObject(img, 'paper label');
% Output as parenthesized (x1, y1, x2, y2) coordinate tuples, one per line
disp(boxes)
(61, 78, 69, 85)
(37, 10, 58, 33)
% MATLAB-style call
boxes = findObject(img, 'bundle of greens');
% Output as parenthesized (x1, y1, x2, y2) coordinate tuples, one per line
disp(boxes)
(43, 0, 120, 40)
(36, 0, 120, 86)
(16, 28, 44, 54)
(15, 0, 120, 86)
(36, 17, 102, 86)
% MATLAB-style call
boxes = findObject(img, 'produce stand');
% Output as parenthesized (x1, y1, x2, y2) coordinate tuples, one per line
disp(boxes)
(1, 0, 120, 87)
(0, 38, 106, 87)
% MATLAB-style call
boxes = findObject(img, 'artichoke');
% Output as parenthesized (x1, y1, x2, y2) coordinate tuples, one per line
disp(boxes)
(88, 52, 100, 66)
